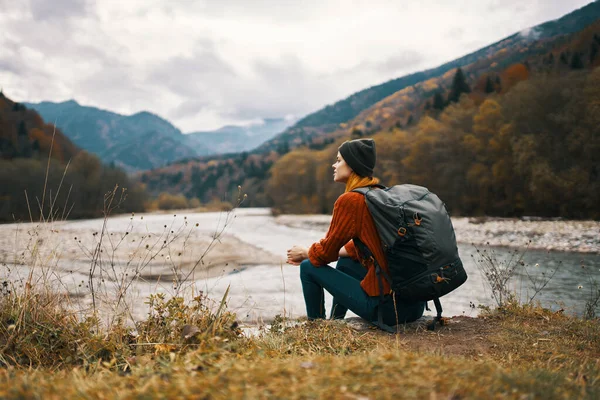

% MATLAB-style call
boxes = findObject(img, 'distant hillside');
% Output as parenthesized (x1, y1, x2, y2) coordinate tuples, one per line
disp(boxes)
(0, 94, 146, 222)
(138, 1, 600, 215)
(0, 94, 79, 163)
(23, 100, 209, 172)
(24, 101, 294, 172)
(185, 117, 294, 155)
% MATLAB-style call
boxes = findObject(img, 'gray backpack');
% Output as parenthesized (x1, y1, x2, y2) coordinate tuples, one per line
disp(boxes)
(353, 184, 467, 331)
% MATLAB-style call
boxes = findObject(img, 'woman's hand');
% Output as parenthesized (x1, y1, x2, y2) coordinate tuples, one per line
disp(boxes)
(286, 245, 308, 265)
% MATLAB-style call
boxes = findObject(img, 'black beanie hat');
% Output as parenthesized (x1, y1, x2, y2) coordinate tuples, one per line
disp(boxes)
(338, 138, 376, 177)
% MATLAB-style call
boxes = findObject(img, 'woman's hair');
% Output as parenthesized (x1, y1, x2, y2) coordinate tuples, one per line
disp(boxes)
(345, 172, 380, 192)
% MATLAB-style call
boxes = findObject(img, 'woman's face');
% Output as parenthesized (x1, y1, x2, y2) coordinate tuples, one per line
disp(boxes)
(332, 152, 353, 183)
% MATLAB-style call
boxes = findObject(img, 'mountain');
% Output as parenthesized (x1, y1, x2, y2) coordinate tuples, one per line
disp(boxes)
(0, 93, 147, 222)
(24, 101, 294, 172)
(138, 0, 600, 214)
(23, 100, 210, 172)
(185, 117, 294, 155)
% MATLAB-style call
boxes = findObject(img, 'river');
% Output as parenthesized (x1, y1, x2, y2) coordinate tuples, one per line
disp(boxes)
(1, 208, 598, 323)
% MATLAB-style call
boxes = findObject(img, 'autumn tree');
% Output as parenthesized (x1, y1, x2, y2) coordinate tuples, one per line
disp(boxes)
(499, 64, 529, 92)
(267, 148, 320, 214)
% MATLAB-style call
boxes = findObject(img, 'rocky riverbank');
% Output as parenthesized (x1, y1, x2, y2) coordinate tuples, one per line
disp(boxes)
(275, 215, 600, 254)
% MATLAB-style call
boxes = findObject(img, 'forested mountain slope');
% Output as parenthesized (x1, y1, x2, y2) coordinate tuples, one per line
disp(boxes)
(1, 94, 146, 222)
(139, 3, 600, 218)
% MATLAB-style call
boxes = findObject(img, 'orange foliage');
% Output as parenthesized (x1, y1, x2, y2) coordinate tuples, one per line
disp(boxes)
(500, 64, 529, 92)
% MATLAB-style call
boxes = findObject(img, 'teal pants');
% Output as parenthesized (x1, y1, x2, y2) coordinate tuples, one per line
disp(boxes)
(299, 257, 425, 326)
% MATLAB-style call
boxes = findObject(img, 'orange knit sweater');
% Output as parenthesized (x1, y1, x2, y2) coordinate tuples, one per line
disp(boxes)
(308, 190, 391, 296)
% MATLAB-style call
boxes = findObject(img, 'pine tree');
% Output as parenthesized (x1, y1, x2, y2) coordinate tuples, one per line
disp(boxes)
(590, 42, 599, 64)
(433, 92, 445, 110)
(570, 52, 584, 69)
(484, 76, 495, 94)
(32, 139, 40, 157)
(17, 121, 32, 158)
(18, 121, 27, 137)
(559, 52, 568, 64)
(447, 68, 471, 103)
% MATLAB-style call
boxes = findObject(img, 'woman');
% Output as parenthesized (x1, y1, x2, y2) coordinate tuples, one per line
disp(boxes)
(286, 138, 425, 327)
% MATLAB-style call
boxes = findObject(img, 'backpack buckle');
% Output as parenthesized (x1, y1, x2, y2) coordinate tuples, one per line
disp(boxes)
(413, 212, 422, 226)
(361, 256, 375, 268)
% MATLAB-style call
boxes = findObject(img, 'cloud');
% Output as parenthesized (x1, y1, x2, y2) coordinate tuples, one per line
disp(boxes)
(149, 49, 237, 98)
(192, 0, 326, 22)
(0, 0, 595, 131)
(161, 53, 339, 130)
(28, 0, 93, 21)
(520, 26, 543, 41)
(372, 51, 426, 75)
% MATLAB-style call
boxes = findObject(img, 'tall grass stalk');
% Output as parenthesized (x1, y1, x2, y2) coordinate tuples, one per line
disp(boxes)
(1, 133, 247, 368)
(473, 241, 560, 308)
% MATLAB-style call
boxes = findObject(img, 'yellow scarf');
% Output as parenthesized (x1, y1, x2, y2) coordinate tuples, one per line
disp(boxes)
(345, 173, 380, 192)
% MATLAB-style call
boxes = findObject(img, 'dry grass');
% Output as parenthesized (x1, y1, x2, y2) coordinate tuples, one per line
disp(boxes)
(1, 295, 599, 399)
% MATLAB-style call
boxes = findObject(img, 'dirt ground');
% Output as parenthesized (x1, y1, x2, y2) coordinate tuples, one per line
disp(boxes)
(346, 315, 494, 358)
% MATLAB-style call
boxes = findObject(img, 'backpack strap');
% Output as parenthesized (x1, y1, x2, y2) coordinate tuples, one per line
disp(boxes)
(352, 184, 387, 196)
(353, 237, 396, 333)
(426, 298, 445, 331)
(352, 185, 394, 333)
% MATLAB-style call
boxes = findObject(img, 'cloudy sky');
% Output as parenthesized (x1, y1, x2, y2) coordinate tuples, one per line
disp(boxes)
(0, 0, 594, 132)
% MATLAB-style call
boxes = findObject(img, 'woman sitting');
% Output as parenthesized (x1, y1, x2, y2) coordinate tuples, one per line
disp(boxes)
(286, 138, 425, 326)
